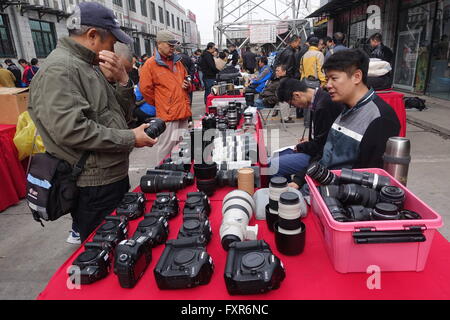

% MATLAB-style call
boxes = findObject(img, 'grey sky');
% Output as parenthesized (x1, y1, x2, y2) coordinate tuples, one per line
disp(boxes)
(178, 0, 321, 46)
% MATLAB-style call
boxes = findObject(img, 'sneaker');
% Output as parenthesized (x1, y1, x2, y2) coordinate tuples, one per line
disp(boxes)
(66, 230, 81, 245)
(282, 117, 295, 124)
(272, 110, 279, 117)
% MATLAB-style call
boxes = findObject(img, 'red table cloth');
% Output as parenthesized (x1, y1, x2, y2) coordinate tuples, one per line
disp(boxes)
(206, 93, 245, 110)
(0, 125, 27, 212)
(37, 191, 450, 300)
(377, 91, 407, 137)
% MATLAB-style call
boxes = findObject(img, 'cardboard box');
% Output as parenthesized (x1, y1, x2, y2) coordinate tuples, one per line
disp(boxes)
(0, 88, 29, 125)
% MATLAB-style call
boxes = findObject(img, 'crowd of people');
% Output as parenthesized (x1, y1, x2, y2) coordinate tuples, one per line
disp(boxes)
(0, 58, 40, 88)
(23, 2, 399, 246)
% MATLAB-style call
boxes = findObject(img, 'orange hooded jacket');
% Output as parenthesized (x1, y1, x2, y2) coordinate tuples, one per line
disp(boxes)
(140, 50, 192, 122)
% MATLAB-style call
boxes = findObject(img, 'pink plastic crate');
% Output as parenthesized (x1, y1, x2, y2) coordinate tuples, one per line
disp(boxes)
(306, 168, 443, 273)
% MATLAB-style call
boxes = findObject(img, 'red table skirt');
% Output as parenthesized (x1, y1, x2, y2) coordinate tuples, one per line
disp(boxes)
(0, 125, 26, 212)
(206, 94, 245, 109)
(377, 91, 407, 137)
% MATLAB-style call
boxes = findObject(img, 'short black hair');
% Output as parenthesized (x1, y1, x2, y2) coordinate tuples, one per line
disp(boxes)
(31, 58, 38, 65)
(206, 42, 215, 50)
(308, 37, 319, 46)
(219, 52, 226, 60)
(369, 33, 382, 43)
(289, 35, 300, 44)
(228, 43, 236, 48)
(275, 64, 287, 72)
(277, 78, 308, 103)
(18, 58, 28, 65)
(323, 49, 369, 86)
(333, 32, 346, 45)
(4, 59, 13, 65)
(259, 57, 268, 65)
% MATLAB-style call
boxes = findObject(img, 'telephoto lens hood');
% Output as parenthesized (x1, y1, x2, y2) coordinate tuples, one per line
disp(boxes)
(372, 203, 401, 221)
(196, 178, 217, 197)
(193, 162, 218, 180)
(267, 177, 289, 232)
(379, 186, 406, 209)
(275, 192, 307, 256)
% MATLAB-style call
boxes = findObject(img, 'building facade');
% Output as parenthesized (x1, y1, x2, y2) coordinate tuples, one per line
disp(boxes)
(309, 0, 450, 100)
(0, 0, 201, 64)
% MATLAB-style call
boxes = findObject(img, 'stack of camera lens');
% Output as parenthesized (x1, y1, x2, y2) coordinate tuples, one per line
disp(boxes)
(116, 192, 146, 221)
(224, 240, 286, 295)
(265, 177, 289, 232)
(274, 192, 307, 256)
(193, 162, 218, 196)
(140, 168, 194, 193)
(220, 190, 258, 251)
(154, 192, 214, 290)
(68, 216, 129, 285)
(307, 163, 422, 223)
(227, 102, 239, 129)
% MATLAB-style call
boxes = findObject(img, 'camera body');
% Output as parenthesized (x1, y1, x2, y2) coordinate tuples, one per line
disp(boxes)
(149, 192, 179, 220)
(114, 237, 152, 289)
(92, 216, 129, 248)
(178, 218, 212, 244)
(183, 192, 211, 219)
(133, 215, 169, 247)
(116, 192, 146, 221)
(69, 242, 113, 285)
(154, 237, 214, 290)
(224, 240, 285, 295)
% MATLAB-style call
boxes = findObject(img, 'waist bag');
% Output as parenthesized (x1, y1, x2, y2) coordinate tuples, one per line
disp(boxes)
(26, 152, 90, 226)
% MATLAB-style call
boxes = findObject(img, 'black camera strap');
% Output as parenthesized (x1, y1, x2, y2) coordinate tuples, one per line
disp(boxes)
(71, 152, 91, 180)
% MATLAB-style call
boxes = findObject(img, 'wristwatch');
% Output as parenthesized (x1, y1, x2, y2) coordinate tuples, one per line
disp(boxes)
(119, 78, 133, 88)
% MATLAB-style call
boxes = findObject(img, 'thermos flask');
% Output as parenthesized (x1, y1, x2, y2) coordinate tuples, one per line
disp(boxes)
(383, 137, 411, 186)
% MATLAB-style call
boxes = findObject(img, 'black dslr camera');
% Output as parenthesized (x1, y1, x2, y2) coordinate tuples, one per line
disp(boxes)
(224, 240, 286, 295)
(92, 216, 129, 248)
(183, 192, 211, 219)
(69, 242, 113, 285)
(149, 192, 179, 220)
(178, 218, 212, 244)
(114, 237, 152, 289)
(116, 192, 146, 221)
(134, 215, 169, 247)
(145, 118, 166, 139)
(154, 237, 214, 290)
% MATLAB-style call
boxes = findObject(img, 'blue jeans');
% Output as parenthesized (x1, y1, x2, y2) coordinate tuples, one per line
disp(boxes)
(204, 78, 216, 105)
(269, 148, 311, 182)
(255, 98, 269, 110)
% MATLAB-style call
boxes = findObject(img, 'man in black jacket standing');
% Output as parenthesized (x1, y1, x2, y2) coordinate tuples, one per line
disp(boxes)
(4, 59, 22, 87)
(200, 42, 220, 104)
(274, 35, 301, 78)
(369, 33, 394, 65)
(227, 44, 240, 67)
(242, 46, 257, 74)
(269, 78, 344, 184)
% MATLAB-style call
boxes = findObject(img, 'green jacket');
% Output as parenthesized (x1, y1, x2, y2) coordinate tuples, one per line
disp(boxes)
(28, 37, 136, 187)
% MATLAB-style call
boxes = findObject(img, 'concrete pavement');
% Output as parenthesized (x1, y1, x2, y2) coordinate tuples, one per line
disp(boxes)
(0, 90, 449, 300)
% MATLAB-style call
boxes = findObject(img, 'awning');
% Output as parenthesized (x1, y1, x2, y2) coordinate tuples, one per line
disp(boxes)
(306, 0, 360, 18)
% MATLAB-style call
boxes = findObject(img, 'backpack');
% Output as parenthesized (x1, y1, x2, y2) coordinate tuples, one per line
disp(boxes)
(404, 97, 427, 111)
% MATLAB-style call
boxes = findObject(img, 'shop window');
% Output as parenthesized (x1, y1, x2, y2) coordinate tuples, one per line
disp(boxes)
(133, 37, 141, 56)
(29, 19, 57, 58)
(0, 14, 16, 58)
(427, 0, 450, 99)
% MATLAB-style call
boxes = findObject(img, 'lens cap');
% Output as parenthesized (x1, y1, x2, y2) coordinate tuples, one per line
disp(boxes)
(279, 192, 300, 205)
(242, 252, 265, 269)
(270, 177, 288, 188)
(174, 249, 196, 266)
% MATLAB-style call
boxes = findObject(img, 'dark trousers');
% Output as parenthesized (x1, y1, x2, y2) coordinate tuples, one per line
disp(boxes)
(204, 78, 216, 105)
(73, 176, 130, 242)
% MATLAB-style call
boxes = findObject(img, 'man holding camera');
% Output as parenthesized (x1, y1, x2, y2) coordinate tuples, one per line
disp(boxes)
(140, 30, 192, 167)
(28, 2, 157, 243)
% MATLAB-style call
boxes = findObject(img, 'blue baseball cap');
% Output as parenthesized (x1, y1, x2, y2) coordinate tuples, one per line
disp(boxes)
(70, 2, 133, 44)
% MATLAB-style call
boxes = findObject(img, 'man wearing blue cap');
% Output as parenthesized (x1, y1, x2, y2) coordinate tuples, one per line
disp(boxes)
(28, 2, 158, 244)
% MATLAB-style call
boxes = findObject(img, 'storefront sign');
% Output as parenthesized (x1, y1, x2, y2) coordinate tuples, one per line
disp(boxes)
(314, 18, 329, 27)
(367, 5, 381, 30)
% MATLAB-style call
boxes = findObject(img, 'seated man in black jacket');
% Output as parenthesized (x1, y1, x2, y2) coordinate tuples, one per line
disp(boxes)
(269, 78, 344, 182)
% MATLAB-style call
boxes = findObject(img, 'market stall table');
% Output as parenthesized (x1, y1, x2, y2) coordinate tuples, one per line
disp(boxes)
(0, 124, 26, 212)
(206, 93, 245, 112)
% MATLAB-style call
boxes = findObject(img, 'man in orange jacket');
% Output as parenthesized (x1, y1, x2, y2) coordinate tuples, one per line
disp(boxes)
(140, 30, 192, 166)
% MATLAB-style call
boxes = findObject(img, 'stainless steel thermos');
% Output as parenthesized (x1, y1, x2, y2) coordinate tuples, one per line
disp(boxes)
(383, 137, 411, 186)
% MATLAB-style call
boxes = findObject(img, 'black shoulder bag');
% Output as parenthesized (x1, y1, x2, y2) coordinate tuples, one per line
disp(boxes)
(26, 152, 90, 226)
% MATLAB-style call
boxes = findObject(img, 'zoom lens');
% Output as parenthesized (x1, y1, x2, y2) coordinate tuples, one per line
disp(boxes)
(217, 169, 238, 187)
(339, 184, 379, 208)
(371, 203, 400, 221)
(267, 177, 289, 232)
(196, 178, 217, 197)
(145, 119, 166, 139)
(345, 205, 372, 221)
(318, 185, 340, 199)
(340, 169, 391, 191)
(323, 197, 351, 222)
(307, 162, 339, 185)
(379, 186, 406, 209)
(140, 174, 185, 193)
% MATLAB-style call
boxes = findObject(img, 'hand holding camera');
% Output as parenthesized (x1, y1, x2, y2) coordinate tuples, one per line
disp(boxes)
(132, 124, 158, 148)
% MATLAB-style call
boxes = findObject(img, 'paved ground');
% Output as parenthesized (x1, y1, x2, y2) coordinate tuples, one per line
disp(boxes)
(0, 91, 449, 300)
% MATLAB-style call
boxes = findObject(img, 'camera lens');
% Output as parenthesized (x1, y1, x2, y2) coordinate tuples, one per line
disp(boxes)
(323, 197, 352, 222)
(400, 209, 422, 220)
(278, 192, 304, 233)
(372, 203, 401, 221)
(345, 205, 372, 221)
(307, 162, 339, 185)
(140, 174, 185, 193)
(245, 92, 255, 106)
(145, 119, 166, 139)
(267, 177, 289, 232)
(217, 169, 238, 187)
(340, 169, 391, 191)
(194, 163, 217, 180)
(196, 178, 217, 197)
(202, 114, 217, 130)
(339, 184, 379, 208)
(379, 186, 406, 209)
(318, 185, 340, 199)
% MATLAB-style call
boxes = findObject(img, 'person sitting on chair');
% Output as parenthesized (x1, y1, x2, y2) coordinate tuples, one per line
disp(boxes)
(134, 84, 156, 126)
(245, 57, 272, 94)
(269, 78, 344, 182)
(254, 64, 294, 123)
